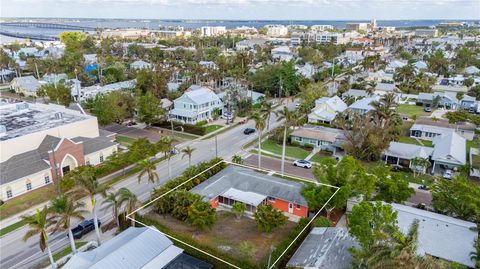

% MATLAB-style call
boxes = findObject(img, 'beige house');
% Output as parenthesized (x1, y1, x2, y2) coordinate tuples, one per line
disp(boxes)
(0, 101, 117, 201)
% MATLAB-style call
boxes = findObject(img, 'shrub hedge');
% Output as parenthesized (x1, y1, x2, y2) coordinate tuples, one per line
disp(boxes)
(154, 121, 207, 136)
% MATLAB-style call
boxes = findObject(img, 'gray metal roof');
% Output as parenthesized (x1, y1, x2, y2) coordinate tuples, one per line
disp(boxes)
(0, 149, 50, 184)
(71, 136, 117, 155)
(392, 203, 477, 268)
(431, 132, 466, 165)
(64, 227, 183, 269)
(287, 227, 358, 269)
(190, 165, 308, 206)
(384, 142, 433, 160)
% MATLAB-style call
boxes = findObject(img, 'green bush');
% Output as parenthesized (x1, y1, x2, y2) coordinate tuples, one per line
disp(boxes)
(151, 157, 226, 213)
(291, 141, 301, 147)
(303, 143, 314, 150)
(313, 216, 332, 227)
(195, 120, 208, 127)
(154, 121, 207, 136)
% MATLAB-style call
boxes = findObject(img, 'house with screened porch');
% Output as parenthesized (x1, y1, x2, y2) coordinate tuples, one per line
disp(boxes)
(190, 165, 309, 221)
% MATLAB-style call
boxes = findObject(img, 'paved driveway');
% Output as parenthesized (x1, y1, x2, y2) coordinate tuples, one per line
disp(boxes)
(103, 124, 163, 143)
(244, 155, 315, 181)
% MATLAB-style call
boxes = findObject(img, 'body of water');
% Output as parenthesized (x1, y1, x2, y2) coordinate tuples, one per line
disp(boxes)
(1, 18, 478, 44)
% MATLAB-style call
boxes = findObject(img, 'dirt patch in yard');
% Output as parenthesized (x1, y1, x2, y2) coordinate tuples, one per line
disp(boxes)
(149, 211, 296, 263)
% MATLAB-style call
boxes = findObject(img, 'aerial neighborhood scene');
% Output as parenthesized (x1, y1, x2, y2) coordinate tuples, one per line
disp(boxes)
(1, 0, 480, 268)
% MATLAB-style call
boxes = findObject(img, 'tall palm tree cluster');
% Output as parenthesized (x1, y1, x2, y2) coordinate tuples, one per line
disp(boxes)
(22, 166, 140, 268)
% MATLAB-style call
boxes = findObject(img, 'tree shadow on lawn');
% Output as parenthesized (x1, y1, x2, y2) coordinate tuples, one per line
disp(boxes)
(149, 211, 296, 264)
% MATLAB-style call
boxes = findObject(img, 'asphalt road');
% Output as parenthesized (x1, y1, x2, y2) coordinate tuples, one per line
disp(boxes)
(0, 102, 294, 269)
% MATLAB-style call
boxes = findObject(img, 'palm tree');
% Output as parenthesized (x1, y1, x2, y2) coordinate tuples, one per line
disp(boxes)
(118, 188, 141, 227)
(277, 107, 299, 176)
(137, 159, 159, 184)
(67, 166, 105, 245)
(21, 207, 57, 268)
(157, 137, 173, 179)
(102, 191, 121, 227)
(410, 157, 431, 176)
(181, 146, 195, 167)
(249, 112, 267, 168)
(260, 101, 278, 130)
(49, 195, 87, 254)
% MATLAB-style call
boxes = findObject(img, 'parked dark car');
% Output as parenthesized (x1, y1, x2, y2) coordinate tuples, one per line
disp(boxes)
(69, 219, 101, 239)
(418, 185, 429, 190)
(243, 128, 256, 135)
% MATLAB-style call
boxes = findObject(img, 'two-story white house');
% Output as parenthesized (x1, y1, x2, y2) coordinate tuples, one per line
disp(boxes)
(169, 85, 224, 124)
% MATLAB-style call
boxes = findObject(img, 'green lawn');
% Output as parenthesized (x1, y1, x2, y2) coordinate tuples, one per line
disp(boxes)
(397, 136, 433, 147)
(0, 220, 26, 236)
(53, 241, 87, 260)
(204, 125, 223, 135)
(116, 135, 136, 146)
(0, 184, 56, 220)
(467, 139, 480, 156)
(261, 139, 311, 160)
(397, 104, 430, 117)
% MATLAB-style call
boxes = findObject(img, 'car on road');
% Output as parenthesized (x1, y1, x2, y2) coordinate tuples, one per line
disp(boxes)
(293, 160, 312, 169)
(69, 219, 101, 239)
(243, 128, 256, 135)
(442, 169, 453, 179)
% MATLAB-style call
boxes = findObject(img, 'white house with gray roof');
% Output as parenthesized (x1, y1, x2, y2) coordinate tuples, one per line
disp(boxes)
(348, 96, 380, 115)
(308, 96, 347, 124)
(169, 85, 223, 124)
(64, 227, 212, 269)
(10, 76, 41, 96)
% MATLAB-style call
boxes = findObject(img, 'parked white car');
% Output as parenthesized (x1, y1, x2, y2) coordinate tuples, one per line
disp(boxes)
(443, 169, 453, 179)
(293, 160, 312, 169)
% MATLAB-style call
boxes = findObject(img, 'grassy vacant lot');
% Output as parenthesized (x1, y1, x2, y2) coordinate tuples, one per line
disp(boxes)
(204, 125, 223, 135)
(397, 104, 430, 117)
(149, 211, 295, 264)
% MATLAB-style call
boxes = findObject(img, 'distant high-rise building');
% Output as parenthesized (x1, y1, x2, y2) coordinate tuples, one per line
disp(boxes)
(200, 26, 226, 37)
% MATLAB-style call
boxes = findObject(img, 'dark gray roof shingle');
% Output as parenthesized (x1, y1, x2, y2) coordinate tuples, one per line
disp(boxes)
(190, 166, 308, 206)
(71, 136, 116, 155)
(0, 149, 51, 184)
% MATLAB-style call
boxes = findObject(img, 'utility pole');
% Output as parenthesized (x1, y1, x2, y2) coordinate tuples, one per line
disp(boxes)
(267, 246, 274, 269)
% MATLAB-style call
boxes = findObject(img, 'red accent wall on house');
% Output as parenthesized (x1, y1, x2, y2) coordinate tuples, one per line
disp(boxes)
(48, 139, 85, 181)
(210, 197, 219, 209)
(269, 198, 308, 218)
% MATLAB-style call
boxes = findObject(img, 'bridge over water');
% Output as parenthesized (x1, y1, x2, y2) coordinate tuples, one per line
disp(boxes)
(0, 22, 96, 41)
(0, 22, 96, 31)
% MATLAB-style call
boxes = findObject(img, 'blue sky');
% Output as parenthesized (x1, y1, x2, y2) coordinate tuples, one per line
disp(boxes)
(1, 0, 479, 20)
